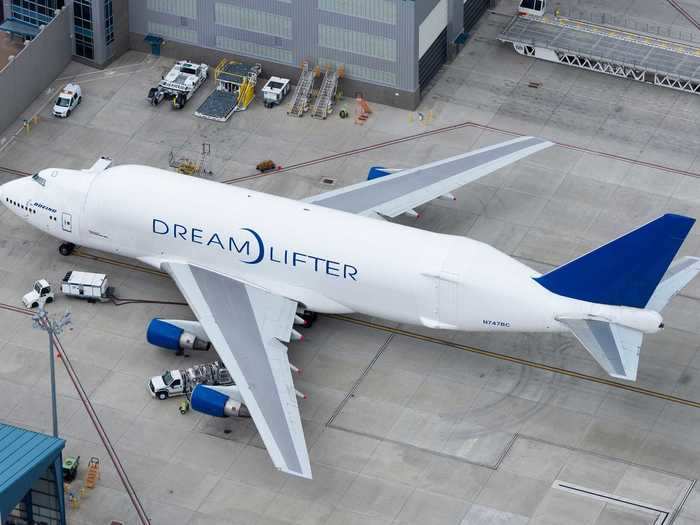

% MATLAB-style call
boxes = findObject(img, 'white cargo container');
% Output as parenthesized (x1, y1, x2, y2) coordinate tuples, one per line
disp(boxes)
(61, 271, 110, 301)
(262, 76, 290, 108)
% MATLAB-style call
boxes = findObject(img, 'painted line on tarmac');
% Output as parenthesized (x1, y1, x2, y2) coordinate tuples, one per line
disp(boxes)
(221, 120, 700, 186)
(327, 314, 700, 410)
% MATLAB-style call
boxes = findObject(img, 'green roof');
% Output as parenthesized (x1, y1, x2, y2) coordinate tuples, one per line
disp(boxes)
(0, 423, 65, 518)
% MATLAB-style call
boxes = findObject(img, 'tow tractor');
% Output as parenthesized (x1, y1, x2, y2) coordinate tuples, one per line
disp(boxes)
(148, 361, 233, 400)
(147, 60, 208, 109)
(22, 279, 54, 308)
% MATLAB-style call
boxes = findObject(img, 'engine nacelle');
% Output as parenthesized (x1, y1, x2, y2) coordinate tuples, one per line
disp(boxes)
(147, 319, 211, 352)
(190, 384, 250, 418)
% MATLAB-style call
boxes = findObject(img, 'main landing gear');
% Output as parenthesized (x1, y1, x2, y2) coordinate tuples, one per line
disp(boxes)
(59, 243, 75, 256)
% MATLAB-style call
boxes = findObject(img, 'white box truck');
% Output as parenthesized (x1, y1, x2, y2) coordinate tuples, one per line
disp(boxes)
(61, 271, 110, 302)
(262, 77, 290, 108)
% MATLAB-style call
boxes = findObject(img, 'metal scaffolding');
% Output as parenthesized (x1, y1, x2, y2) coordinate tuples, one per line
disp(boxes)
(499, 14, 700, 95)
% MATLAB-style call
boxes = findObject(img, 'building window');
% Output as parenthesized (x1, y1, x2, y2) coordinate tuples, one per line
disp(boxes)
(320, 57, 396, 86)
(147, 21, 197, 44)
(215, 3, 291, 39)
(10, 0, 64, 26)
(104, 0, 114, 45)
(146, 0, 197, 19)
(73, 0, 94, 60)
(318, 0, 397, 25)
(319, 24, 396, 61)
(216, 35, 294, 64)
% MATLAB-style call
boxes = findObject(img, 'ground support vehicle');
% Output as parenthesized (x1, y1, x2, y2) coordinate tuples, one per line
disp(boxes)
(61, 271, 111, 302)
(148, 361, 234, 400)
(147, 60, 208, 109)
(53, 84, 81, 117)
(22, 279, 54, 308)
(262, 76, 290, 108)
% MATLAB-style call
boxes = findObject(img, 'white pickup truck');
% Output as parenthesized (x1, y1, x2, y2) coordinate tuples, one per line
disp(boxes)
(148, 361, 233, 400)
(53, 83, 81, 118)
(147, 60, 208, 109)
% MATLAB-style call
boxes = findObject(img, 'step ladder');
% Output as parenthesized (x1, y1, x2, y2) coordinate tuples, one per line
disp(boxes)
(84, 457, 100, 489)
(196, 143, 211, 176)
(311, 65, 343, 119)
(287, 62, 316, 117)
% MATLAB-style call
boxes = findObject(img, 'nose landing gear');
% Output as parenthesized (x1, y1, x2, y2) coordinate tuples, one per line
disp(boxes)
(59, 243, 75, 256)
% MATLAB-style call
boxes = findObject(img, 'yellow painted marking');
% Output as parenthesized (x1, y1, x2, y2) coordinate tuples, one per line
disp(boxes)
(329, 314, 700, 410)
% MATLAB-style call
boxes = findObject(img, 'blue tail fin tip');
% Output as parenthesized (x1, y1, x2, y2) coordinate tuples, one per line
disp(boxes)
(535, 214, 695, 308)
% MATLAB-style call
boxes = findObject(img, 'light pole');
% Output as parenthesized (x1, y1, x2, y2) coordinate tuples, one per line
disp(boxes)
(32, 307, 71, 438)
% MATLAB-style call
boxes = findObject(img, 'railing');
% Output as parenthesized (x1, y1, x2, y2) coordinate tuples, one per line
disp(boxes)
(553, 5, 698, 43)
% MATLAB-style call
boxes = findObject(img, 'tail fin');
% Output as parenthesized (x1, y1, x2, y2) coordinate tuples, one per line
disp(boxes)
(536, 214, 695, 308)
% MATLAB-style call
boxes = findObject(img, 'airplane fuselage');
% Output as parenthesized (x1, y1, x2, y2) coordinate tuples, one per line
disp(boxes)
(1, 166, 663, 335)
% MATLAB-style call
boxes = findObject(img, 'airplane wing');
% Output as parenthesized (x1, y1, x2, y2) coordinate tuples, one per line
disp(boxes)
(304, 136, 554, 217)
(162, 261, 311, 478)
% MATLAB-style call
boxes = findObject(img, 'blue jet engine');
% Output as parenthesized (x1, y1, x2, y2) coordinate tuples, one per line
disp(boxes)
(190, 384, 250, 418)
(147, 319, 211, 353)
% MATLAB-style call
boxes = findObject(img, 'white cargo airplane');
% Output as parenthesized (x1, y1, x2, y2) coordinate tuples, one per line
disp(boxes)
(2, 137, 699, 479)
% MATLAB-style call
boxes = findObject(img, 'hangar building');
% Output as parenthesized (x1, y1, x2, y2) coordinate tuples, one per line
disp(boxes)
(1, 0, 493, 108)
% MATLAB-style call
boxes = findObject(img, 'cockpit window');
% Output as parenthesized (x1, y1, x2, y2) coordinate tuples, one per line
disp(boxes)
(31, 173, 46, 186)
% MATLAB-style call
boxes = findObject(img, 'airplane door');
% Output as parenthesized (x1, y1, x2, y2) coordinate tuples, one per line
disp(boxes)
(61, 212, 72, 233)
(437, 272, 459, 328)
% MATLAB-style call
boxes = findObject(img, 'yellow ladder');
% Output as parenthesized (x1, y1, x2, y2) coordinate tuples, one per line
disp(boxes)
(237, 76, 256, 110)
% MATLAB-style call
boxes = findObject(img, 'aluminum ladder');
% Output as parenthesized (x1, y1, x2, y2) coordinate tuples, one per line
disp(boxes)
(287, 62, 315, 117)
(311, 66, 340, 119)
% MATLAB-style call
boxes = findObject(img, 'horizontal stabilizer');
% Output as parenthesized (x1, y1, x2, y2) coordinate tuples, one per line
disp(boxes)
(559, 318, 642, 381)
(536, 214, 695, 308)
(646, 256, 700, 312)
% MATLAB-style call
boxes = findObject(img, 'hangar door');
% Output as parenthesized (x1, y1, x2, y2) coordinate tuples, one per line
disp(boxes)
(464, 0, 491, 33)
(419, 28, 448, 93)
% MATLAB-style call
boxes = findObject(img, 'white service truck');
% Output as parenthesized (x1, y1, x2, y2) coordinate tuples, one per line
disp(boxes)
(147, 60, 208, 109)
(53, 84, 82, 118)
(148, 361, 233, 400)
(262, 76, 290, 108)
(61, 271, 110, 302)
